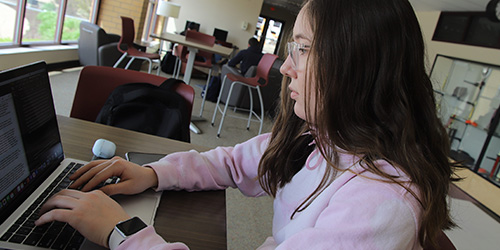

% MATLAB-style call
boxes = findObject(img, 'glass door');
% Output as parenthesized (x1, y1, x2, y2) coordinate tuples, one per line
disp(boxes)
(254, 15, 284, 54)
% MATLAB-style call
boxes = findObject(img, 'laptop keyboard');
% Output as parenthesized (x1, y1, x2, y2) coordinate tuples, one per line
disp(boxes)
(0, 162, 85, 250)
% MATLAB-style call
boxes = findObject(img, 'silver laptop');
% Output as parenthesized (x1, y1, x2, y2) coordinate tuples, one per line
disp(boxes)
(0, 61, 162, 250)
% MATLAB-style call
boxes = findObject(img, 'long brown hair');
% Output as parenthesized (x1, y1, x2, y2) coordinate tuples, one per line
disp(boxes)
(258, 0, 457, 247)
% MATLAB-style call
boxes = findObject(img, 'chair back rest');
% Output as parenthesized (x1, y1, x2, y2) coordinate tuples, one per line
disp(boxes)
(185, 30, 216, 47)
(78, 22, 106, 66)
(70, 66, 194, 122)
(251, 54, 278, 87)
(174, 44, 189, 59)
(195, 50, 213, 63)
(117, 16, 136, 53)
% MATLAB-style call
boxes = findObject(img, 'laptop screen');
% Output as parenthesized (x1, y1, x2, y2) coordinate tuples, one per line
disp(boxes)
(0, 61, 64, 224)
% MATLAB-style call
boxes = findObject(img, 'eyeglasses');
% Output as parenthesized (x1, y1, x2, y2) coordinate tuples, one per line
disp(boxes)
(287, 41, 311, 69)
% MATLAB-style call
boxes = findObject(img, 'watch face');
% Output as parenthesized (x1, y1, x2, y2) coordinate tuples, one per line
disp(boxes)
(116, 217, 147, 236)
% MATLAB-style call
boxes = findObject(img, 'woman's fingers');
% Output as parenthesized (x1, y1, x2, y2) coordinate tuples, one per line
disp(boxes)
(67, 156, 158, 196)
(69, 160, 109, 189)
(36, 190, 130, 247)
(70, 159, 108, 180)
(69, 157, 123, 190)
(37, 192, 80, 220)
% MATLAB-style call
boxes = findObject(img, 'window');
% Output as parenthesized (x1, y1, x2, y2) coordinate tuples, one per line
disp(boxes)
(0, 0, 18, 44)
(142, 0, 161, 42)
(0, 0, 99, 47)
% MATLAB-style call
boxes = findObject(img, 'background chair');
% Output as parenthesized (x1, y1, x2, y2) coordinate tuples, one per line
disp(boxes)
(174, 30, 217, 117)
(77, 21, 142, 70)
(113, 16, 161, 75)
(172, 44, 188, 79)
(211, 54, 278, 137)
(218, 58, 283, 118)
(70, 66, 194, 128)
(186, 30, 217, 117)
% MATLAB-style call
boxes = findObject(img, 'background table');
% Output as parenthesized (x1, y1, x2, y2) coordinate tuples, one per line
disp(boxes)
(150, 32, 233, 84)
(57, 116, 226, 249)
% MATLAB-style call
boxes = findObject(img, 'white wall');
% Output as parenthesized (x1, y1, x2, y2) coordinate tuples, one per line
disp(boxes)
(168, 0, 264, 50)
(0, 46, 78, 71)
(416, 11, 500, 69)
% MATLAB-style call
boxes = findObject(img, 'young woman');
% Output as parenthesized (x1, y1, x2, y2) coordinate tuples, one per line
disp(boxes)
(36, 0, 456, 249)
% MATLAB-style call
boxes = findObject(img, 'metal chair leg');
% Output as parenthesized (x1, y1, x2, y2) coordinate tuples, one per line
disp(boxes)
(212, 75, 228, 126)
(113, 53, 128, 68)
(173, 57, 180, 79)
(124, 57, 135, 70)
(247, 86, 253, 130)
(145, 58, 153, 74)
(256, 86, 264, 135)
(155, 59, 161, 75)
(216, 81, 237, 137)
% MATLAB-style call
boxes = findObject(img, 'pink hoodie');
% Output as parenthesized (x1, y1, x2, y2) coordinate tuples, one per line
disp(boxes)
(117, 133, 423, 249)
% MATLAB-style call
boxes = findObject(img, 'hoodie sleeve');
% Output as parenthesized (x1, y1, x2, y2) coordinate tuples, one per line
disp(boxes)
(228, 50, 245, 67)
(115, 226, 188, 250)
(146, 133, 271, 197)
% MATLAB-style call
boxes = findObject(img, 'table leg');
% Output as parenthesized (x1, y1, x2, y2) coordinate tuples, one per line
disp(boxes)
(190, 122, 201, 134)
(184, 47, 198, 84)
(184, 47, 203, 134)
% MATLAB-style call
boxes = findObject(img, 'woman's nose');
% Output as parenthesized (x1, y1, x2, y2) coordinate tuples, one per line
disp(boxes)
(280, 56, 297, 79)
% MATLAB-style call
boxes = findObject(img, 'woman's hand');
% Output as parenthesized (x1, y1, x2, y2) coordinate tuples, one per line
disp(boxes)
(69, 156, 159, 196)
(35, 189, 130, 247)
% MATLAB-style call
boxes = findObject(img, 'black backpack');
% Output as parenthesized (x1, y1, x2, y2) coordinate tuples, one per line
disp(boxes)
(202, 75, 221, 102)
(95, 78, 190, 142)
(160, 51, 177, 74)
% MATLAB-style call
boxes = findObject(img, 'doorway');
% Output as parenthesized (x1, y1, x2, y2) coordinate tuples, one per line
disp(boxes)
(254, 16, 284, 54)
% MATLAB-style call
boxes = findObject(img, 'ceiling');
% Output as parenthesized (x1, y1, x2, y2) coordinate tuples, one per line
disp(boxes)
(264, 0, 492, 14)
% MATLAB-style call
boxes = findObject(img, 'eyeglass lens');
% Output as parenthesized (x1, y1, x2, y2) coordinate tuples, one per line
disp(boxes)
(287, 42, 298, 68)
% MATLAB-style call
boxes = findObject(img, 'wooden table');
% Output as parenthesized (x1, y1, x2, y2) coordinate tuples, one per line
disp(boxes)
(57, 116, 227, 250)
(150, 32, 233, 84)
(451, 168, 500, 219)
(447, 170, 500, 249)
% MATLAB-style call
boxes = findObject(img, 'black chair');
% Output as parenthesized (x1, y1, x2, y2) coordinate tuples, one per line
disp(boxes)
(77, 21, 142, 70)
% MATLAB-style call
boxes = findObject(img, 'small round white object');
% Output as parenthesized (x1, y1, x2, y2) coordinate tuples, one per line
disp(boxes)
(92, 139, 116, 159)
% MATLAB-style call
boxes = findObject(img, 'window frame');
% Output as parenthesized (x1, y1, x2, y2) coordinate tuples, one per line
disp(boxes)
(0, 0, 100, 48)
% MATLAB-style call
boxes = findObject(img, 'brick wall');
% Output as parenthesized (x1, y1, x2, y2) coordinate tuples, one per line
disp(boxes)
(97, 0, 149, 40)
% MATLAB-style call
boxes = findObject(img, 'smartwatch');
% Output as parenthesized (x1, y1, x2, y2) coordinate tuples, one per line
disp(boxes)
(108, 217, 147, 249)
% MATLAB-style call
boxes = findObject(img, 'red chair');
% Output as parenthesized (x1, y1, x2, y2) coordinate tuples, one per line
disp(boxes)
(211, 54, 278, 137)
(113, 16, 161, 75)
(185, 30, 216, 46)
(172, 44, 188, 79)
(70, 66, 194, 125)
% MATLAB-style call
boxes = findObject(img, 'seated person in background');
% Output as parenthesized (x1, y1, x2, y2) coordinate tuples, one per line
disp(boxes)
(177, 23, 207, 63)
(180, 22, 198, 36)
(227, 37, 263, 75)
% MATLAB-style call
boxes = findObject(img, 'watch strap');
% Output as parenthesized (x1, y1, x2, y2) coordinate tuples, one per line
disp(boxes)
(108, 217, 147, 249)
(108, 226, 126, 250)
